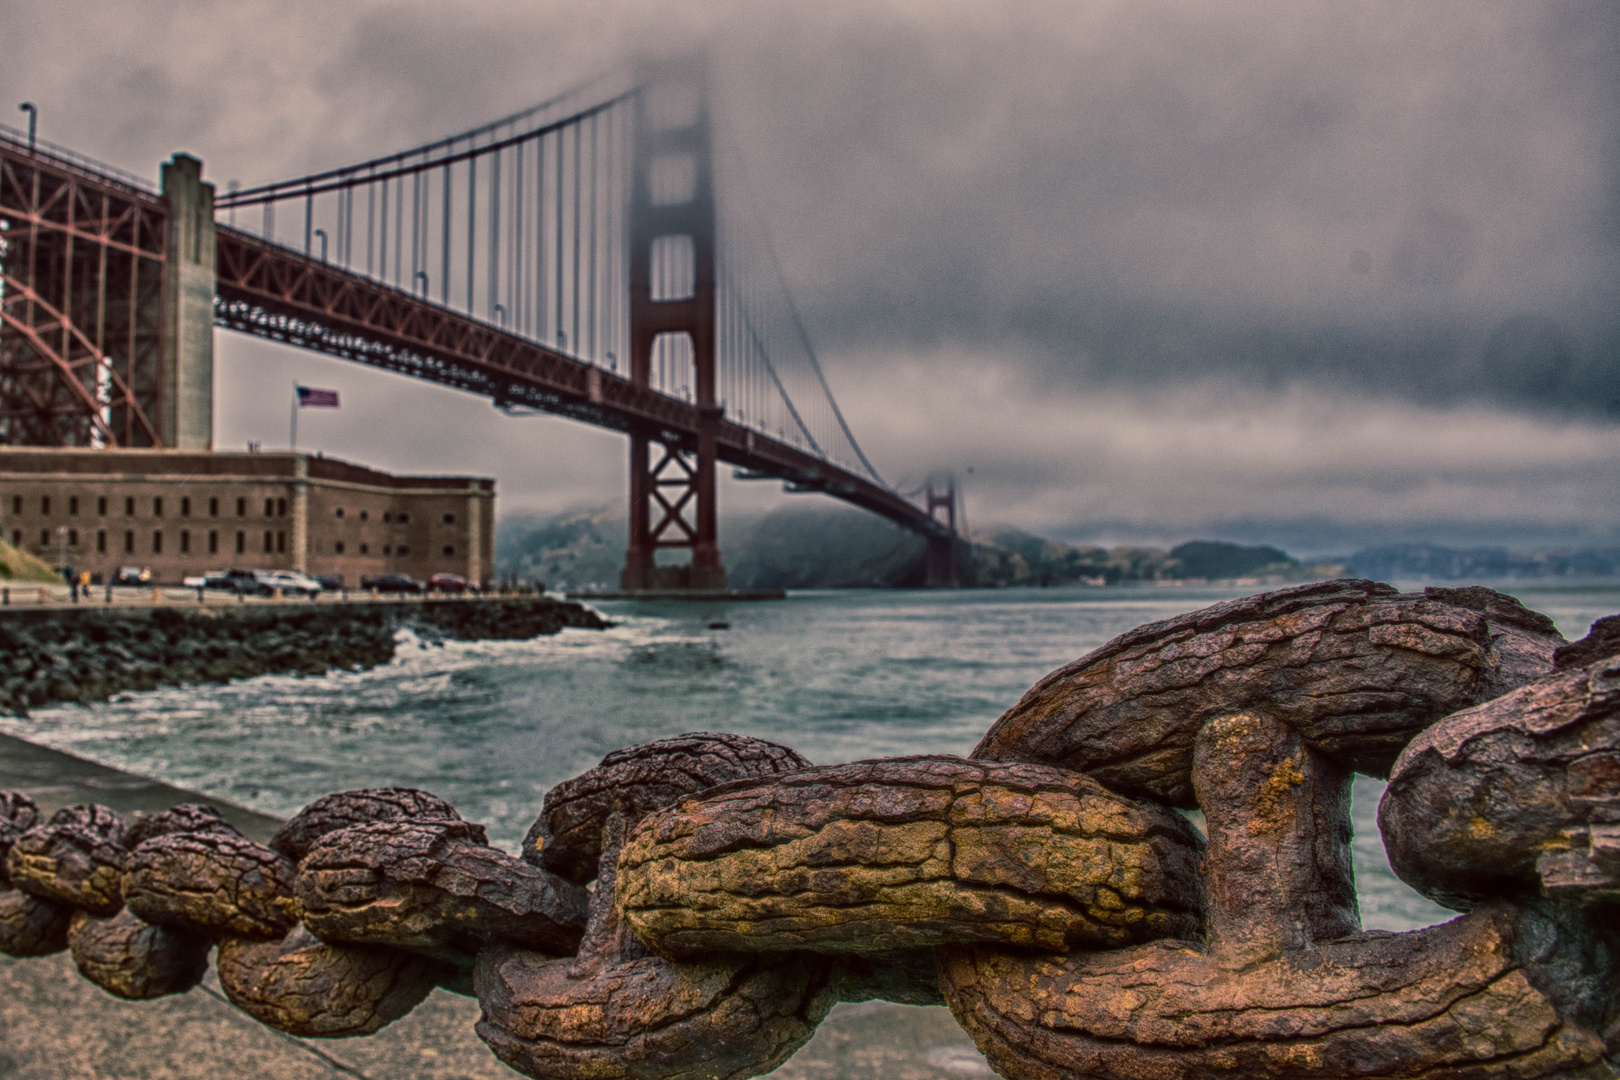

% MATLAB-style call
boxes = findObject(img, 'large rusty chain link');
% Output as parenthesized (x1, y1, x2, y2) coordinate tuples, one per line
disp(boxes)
(3, 579, 1617, 1079)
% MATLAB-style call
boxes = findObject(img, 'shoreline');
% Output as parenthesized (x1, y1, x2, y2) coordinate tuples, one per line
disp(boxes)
(0, 594, 609, 716)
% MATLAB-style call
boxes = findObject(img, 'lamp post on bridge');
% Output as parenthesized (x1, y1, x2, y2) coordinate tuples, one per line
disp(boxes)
(16, 103, 36, 153)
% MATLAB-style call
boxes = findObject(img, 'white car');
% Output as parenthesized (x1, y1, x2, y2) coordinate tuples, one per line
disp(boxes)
(259, 570, 322, 598)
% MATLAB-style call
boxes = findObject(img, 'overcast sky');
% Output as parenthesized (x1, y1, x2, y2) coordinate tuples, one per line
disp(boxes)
(6, 0, 1618, 554)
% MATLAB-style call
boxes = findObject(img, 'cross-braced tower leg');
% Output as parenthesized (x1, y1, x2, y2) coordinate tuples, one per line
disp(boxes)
(925, 476, 961, 588)
(621, 60, 725, 592)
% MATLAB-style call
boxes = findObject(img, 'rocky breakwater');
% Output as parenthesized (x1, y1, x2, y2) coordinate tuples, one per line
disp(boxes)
(0, 597, 610, 716)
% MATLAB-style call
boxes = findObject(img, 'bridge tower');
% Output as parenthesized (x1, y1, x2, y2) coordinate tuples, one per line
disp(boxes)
(925, 475, 962, 587)
(620, 62, 725, 592)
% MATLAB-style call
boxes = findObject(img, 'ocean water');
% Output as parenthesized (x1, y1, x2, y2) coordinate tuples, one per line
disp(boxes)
(4, 581, 1615, 934)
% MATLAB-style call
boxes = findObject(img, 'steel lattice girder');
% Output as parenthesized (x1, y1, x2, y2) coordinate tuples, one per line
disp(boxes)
(0, 133, 166, 447)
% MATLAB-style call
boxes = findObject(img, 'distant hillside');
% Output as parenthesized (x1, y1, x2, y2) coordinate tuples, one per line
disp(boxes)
(496, 509, 626, 590)
(496, 505, 926, 590)
(726, 506, 926, 588)
(1347, 544, 1620, 581)
(497, 505, 1340, 590)
(973, 531, 1330, 587)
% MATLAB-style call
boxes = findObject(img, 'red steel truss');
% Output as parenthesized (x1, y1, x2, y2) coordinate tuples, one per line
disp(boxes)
(0, 133, 166, 447)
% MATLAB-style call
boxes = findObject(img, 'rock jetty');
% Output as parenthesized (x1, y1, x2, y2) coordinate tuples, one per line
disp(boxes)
(0, 598, 610, 715)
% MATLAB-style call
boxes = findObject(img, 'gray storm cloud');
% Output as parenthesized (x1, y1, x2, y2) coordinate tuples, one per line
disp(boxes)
(4, 0, 1617, 547)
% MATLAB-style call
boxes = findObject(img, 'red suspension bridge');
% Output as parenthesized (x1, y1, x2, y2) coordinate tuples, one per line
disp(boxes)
(0, 62, 963, 589)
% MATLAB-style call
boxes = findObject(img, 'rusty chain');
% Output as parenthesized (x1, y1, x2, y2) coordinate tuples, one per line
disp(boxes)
(2, 579, 1617, 1080)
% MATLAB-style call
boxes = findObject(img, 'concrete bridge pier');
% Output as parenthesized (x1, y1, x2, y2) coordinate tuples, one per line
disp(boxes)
(159, 153, 216, 451)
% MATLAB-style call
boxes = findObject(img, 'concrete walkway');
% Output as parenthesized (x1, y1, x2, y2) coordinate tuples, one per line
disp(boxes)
(0, 734, 993, 1080)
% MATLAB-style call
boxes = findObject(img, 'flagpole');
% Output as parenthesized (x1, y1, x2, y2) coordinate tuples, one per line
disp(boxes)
(290, 384, 298, 452)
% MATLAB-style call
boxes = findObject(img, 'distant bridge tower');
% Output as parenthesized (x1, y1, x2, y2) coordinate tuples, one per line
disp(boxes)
(620, 60, 725, 592)
(925, 475, 961, 587)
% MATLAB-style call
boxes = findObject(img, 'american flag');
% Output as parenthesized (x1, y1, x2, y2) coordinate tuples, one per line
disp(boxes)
(296, 386, 340, 408)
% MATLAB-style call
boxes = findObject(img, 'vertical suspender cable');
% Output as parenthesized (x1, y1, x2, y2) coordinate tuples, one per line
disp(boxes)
(441, 160, 452, 305)
(602, 106, 612, 369)
(366, 170, 375, 277)
(467, 154, 477, 312)
(541, 130, 554, 344)
(514, 138, 525, 335)
(410, 170, 420, 291)
(555, 128, 565, 348)
(303, 187, 313, 255)
(378, 179, 388, 283)
(393, 164, 403, 286)
(587, 113, 598, 360)
(576, 119, 589, 356)
(489, 147, 500, 322)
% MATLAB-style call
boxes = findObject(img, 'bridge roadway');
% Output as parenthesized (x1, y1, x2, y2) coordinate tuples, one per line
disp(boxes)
(211, 226, 945, 538)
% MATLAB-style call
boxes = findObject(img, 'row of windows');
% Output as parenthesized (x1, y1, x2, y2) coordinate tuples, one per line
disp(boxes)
(329, 509, 454, 525)
(15, 527, 459, 561)
(10, 495, 288, 519)
(12, 495, 460, 527)
(323, 542, 453, 556)
(12, 528, 285, 556)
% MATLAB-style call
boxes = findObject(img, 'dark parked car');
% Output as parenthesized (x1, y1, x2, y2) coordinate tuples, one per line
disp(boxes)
(361, 573, 424, 594)
(427, 573, 470, 593)
(315, 573, 344, 591)
(206, 568, 265, 594)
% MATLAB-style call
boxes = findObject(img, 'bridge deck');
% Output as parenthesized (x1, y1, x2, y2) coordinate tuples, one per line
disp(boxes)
(214, 227, 942, 536)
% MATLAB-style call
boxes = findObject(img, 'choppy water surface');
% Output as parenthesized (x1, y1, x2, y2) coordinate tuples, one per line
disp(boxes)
(6, 582, 1615, 933)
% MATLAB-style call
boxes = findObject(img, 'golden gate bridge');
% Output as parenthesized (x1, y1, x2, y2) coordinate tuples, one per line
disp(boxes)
(0, 60, 963, 589)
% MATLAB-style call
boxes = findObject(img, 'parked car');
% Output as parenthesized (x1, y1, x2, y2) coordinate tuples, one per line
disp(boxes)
(426, 572, 470, 593)
(360, 573, 425, 594)
(315, 573, 344, 591)
(260, 570, 322, 598)
(113, 565, 152, 587)
(205, 568, 263, 594)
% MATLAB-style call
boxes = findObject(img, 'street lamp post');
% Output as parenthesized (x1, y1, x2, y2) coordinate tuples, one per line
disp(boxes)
(17, 103, 36, 152)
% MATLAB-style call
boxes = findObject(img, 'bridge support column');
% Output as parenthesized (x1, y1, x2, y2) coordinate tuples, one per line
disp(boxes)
(924, 477, 962, 588)
(159, 154, 215, 451)
(622, 434, 655, 589)
(618, 60, 727, 593)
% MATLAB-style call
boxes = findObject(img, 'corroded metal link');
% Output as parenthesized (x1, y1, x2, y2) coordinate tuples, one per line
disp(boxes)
(616, 755, 1205, 956)
(68, 907, 211, 1000)
(1382, 651, 1620, 910)
(524, 731, 812, 885)
(297, 819, 589, 962)
(216, 924, 442, 1038)
(477, 810, 839, 1080)
(0, 581, 1616, 1080)
(972, 580, 1564, 804)
(123, 831, 300, 938)
(7, 804, 128, 914)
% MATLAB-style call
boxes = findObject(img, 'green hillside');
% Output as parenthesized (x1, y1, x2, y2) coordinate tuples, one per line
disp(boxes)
(495, 505, 1342, 590)
(0, 539, 62, 583)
